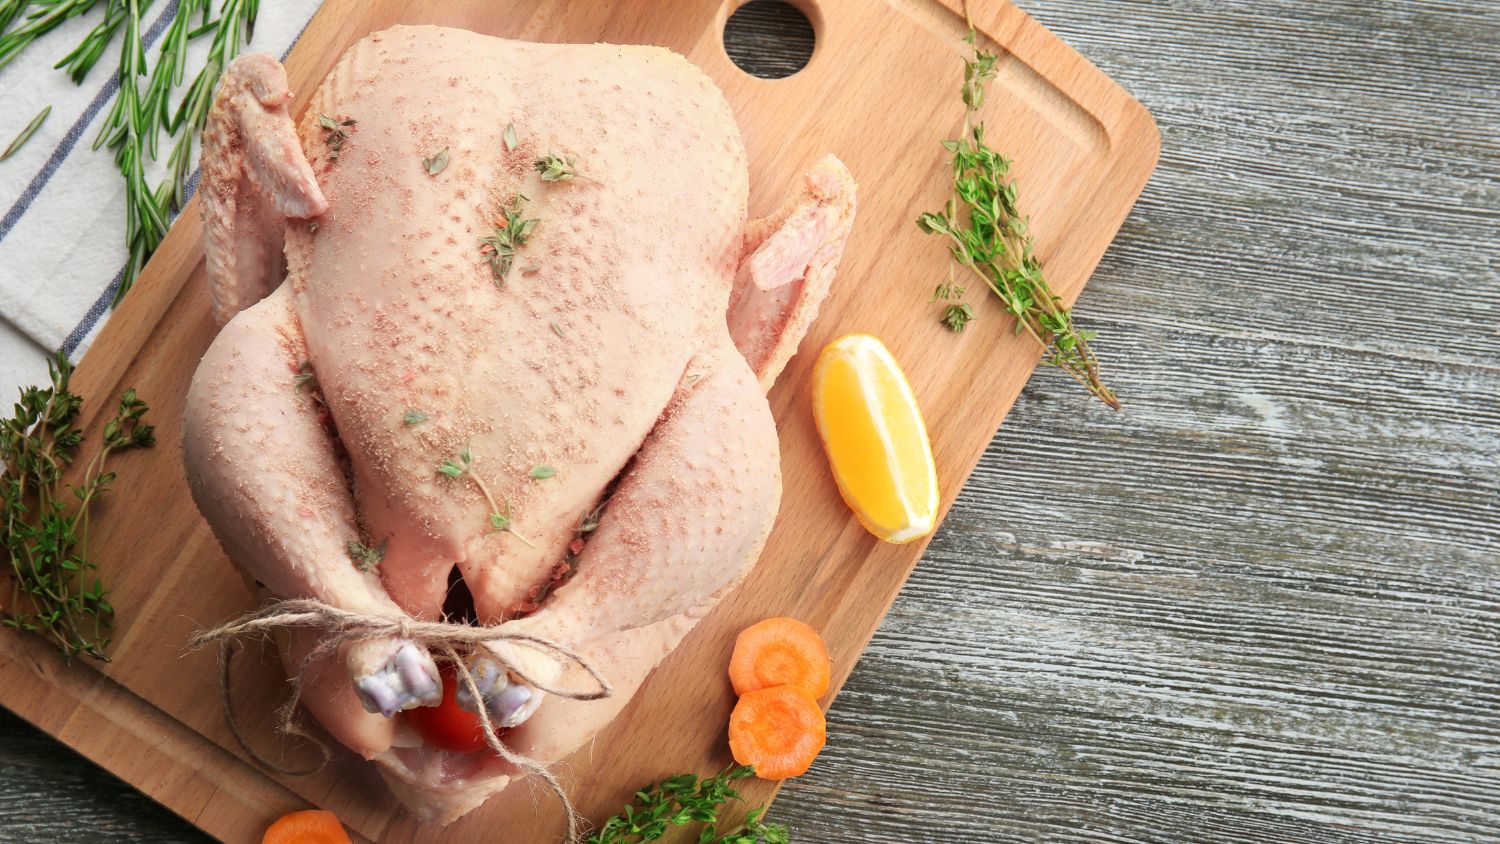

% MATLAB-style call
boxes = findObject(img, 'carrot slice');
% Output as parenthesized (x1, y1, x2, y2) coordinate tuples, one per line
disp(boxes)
(262, 809, 351, 844)
(728, 685, 827, 780)
(728, 617, 831, 698)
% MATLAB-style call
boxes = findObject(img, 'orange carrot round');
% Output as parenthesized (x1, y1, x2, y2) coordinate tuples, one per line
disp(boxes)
(262, 809, 351, 844)
(729, 617, 831, 698)
(728, 684, 827, 780)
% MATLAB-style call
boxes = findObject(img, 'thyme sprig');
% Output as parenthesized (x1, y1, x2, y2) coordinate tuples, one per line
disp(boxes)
(917, 30, 1118, 409)
(318, 113, 355, 160)
(1, 352, 155, 661)
(347, 539, 386, 572)
(577, 502, 604, 536)
(479, 193, 538, 285)
(437, 446, 535, 547)
(589, 765, 789, 844)
(292, 360, 315, 391)
(534, 152, 591, 183)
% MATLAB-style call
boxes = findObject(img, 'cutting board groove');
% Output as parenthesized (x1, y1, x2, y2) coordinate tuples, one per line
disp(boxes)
(0, 0, 1157, 840)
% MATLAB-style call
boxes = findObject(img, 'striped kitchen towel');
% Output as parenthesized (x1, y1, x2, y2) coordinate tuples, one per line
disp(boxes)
(0, 0, 323, 389)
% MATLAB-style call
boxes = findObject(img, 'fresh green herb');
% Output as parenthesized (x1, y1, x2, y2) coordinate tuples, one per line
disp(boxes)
(929, 274, 974, 332)
(0, 0, 106, 77)
(422, 146, 449, 175)
(587, 765, 788, 844)
(318, 113, 356, 160)
(293, 361, 315, 392)
(160, 0, 260, 218)
(521, 265, 540, 275)
(578, 503, 604, 536)
(917, 30, 1117, 408)
(436, 446, 535, 547)
(110, 0, 260, 305)
(529, 500, 605, 606)
(0, 0, 258, 304)
(346, 538, 386, 572)
(940, 301, 975, 332)
(1, 104, 50, 161)
(534, 152, 588, 182)
(529, 464, 555, 480)
(55, 1, 131, 84)
(402, 409, 428, 426)
(437, 444, 473, 478)
(502, 122, 518, 151)
(486, 496, 535, 547)
(479, 193, 539, 285)
(960, 29, 1000, 111)
(929, 276, 964, 304)
(1, 352, 155, 661)
(550, 322, 567, 339)
(93, 0, 164, 306)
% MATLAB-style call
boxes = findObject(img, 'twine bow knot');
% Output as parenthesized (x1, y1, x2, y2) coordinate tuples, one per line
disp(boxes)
(189, 598, 613, 842)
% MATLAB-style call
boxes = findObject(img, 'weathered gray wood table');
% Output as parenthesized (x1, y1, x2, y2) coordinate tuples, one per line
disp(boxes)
(3, 0, 1497, 840)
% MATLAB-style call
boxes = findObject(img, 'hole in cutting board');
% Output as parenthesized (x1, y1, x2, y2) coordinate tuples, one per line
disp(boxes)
(724, 0, 816, 78)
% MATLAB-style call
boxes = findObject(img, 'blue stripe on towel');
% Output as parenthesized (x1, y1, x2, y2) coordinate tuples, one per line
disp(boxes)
(60, 165, 200, 358)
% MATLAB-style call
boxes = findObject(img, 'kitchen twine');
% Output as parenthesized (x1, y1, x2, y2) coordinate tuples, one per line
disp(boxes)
(188, 598, 614, 843)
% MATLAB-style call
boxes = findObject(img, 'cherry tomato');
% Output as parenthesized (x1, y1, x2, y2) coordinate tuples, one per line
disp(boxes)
(403, 664, 505, 754)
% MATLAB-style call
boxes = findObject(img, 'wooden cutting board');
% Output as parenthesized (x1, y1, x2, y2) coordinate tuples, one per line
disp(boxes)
(0, 0, 1157, 840)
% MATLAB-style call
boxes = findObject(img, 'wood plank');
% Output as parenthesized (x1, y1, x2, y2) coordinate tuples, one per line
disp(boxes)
(768, 0, 1500, 841)
(0, 0, 1158, 840)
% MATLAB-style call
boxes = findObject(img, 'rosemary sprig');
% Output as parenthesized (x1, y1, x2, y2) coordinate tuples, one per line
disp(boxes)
(1, 351, 155, 661)
(103, 0, 260, 305)
(55, 0, 134, 84)
(1, 104, 49, 161)
(0, 0, 106, 76)
(534, 152, 589, 182)
(158, 0, 260, 218)
(0, 0, 35, 43)
(402, 409, 428, 426)
(588, 765, 789, 844)
(529, 464, 555, 480)
(479, 193, 538, 285)
(917, 30, 1118, 409)
(437, 446, 535, 547)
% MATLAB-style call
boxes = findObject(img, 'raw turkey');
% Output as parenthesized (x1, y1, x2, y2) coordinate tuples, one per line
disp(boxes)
(183, 25, 855, 824)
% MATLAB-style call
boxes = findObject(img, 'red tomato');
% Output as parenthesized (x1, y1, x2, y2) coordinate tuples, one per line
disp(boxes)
(403, 665, 505, 754)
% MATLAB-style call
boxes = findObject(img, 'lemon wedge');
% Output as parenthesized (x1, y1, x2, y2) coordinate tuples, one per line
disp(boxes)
(811, 334, 939, 544)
